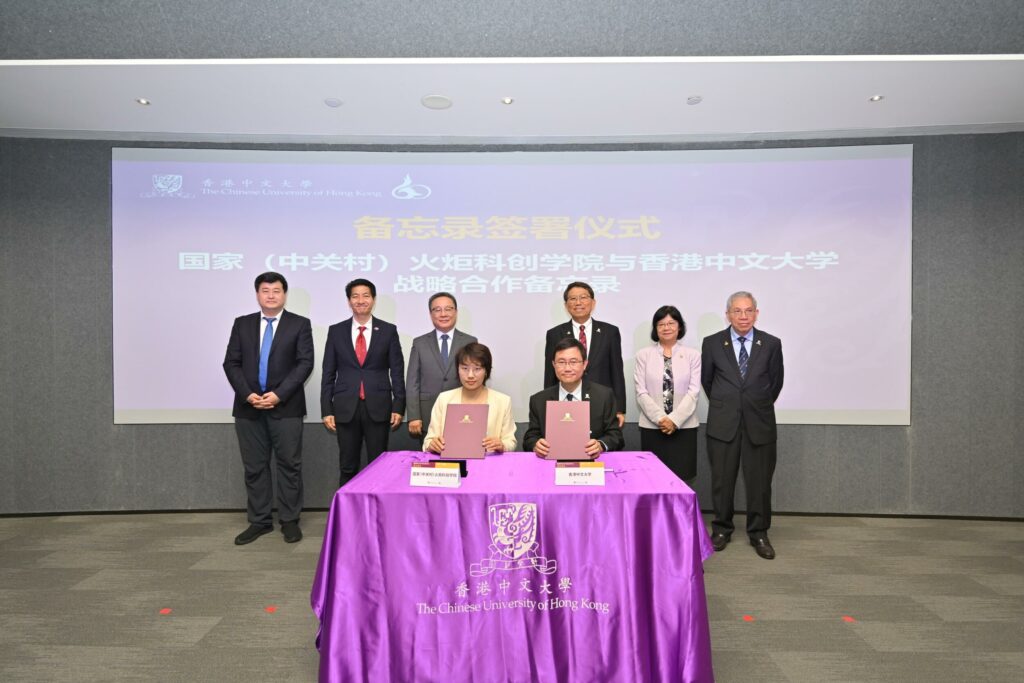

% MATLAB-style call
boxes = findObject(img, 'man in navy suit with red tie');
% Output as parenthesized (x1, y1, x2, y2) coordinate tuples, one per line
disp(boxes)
(223, 272, 314, 545)
(543, 282, 627, 428)
(702, 291, 784, 560)
(321, 279, 406, 486)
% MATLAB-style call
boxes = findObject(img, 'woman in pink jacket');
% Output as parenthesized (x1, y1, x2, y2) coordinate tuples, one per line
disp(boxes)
(633, 305, 701, 487)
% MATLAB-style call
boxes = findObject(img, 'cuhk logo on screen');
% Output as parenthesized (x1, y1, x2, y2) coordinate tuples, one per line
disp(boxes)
(153, 174, 183, 194)
(143, 174, 193, 199)
(391, 174, 431, 199)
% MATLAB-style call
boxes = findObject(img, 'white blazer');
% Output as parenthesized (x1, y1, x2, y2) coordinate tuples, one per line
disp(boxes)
(633, 342, 701, 429)
(423, 387, 517, 452)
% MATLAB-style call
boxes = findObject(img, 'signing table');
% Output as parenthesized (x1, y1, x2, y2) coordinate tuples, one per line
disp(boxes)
(311, 451, 714, 682)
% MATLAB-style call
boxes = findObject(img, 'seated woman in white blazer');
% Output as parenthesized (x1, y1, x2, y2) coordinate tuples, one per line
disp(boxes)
(424, 342, 517, 454)
(634, 305, 701, 486)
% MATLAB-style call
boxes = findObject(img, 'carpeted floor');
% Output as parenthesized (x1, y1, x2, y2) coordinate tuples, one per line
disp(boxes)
(1, 512, 1022, 682)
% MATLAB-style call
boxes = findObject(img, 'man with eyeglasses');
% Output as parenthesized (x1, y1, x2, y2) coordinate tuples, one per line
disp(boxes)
(543, 282, 627, 428)
(405, 292, 477, 442)
(702, 291, 785, 560)
(525, 337, 623, 457)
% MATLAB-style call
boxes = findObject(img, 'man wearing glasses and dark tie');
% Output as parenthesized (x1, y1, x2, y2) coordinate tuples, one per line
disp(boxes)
(525, 337, 623, 458)
(702, 291, 785, 560)
(405, 292, 477, 443)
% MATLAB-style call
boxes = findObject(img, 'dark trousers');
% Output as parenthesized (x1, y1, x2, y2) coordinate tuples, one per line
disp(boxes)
(234, 414, 304, 527)
(640, 426, 698, 482)
(707, 422, 777, 540)
(335, 400, 390, 486)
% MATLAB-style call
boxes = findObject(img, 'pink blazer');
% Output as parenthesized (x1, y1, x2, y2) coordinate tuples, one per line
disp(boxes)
(633, 342, 701, 430)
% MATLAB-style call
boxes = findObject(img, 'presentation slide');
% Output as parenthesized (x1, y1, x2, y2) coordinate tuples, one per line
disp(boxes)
(112, 146, 912, 425)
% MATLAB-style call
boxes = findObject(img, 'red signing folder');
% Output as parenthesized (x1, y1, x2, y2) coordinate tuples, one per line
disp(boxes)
(544, 400, 590, 460)
(440, 403, 489, 459)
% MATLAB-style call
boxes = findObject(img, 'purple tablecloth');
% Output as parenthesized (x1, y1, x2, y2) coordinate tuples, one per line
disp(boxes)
(311, 451, 715, 682)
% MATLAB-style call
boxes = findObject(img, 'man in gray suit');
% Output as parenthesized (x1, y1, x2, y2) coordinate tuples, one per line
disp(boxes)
(406, 292, 477, 440)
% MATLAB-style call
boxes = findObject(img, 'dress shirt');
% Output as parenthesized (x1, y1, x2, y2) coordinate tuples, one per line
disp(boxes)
(558, 383, 584, 401)
(435, 328, 455, 355)
(569, 318, 592, 348)
(352, 316, 375, 349)
(730, 326, 755, 363)
(259, 311, 281, 351)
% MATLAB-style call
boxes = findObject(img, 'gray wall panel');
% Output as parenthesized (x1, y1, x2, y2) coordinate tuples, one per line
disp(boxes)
(2, 1, 1022, 59)
(1, 133, 1022, 517)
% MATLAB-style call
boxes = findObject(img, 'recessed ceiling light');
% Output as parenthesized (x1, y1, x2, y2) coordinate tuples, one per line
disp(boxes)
(421, 95, 453, 110)
(869, 95, 885, 102)
(501, 97, 514, 105)
(686, 95, 703, 105)
(323, 97, 343, 108)
(135, 97, 151, 106)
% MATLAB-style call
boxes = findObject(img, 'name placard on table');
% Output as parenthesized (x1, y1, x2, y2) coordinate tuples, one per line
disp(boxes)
(410, 461, 462, 488)
(554, 461, 605, 486)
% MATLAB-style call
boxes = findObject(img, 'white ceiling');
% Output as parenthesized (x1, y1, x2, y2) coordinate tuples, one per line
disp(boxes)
(1, 55, 1022, 144)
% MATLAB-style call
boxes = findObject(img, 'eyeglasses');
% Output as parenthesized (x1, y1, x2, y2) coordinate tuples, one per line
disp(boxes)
(459, 365, 484, 374)
(554, 359, 584, 368)
(566, 295, 592, 304)
(729, 309, 755, 316)
(430, 306, 456, 314)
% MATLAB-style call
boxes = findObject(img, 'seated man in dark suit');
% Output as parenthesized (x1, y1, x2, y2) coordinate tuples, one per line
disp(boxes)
(524, 337, 624, 458)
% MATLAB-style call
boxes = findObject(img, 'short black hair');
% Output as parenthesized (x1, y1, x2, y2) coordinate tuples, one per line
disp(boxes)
(428, 291, 458, 311)
(551, 336, 587, 361)
(254, 272, 288, 292)
(345, 278, 376, 298)
(455, 342, 492, 381)
(650, 305, 686, 342)
(562, 281, 595, 302)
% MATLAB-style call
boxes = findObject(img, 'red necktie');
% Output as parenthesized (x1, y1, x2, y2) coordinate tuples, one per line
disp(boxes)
(356, 326, 367, 399)
(578, 324, 587, 350)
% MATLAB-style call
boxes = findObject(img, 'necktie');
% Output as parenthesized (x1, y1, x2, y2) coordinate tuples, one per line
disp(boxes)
(737, 336, 748, 380)
(440, 333, 450, 366)
(356, 326, 367, 399)
(566, 394, 575, 401)
(258, 317, 275, 392)
(578, 324, 587, 350)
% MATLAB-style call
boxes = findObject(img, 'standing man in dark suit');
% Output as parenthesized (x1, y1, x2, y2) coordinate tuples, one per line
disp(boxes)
(525, 337, 624, 457)
(321, 278, 405, 486)
(702, 291, 784, 559)
(223, 272, 314, 545)
(544, 282, 626, 427)
(406, 292, 477, 441)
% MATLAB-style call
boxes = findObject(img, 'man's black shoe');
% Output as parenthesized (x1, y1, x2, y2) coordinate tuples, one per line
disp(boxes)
(234, 524, 273, 545)
(750, 537, 776, 560)
(281, 521, 302, 544)
(711, 533, 730, 552)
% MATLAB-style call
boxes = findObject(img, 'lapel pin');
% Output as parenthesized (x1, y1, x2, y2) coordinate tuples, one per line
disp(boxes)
(756, 339, 762, 346)
(596, 328, 601, 333)
(585, 394, 590, 400)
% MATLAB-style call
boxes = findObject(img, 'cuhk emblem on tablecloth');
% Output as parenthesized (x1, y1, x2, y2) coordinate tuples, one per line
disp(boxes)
(470, 503, 557, 576)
